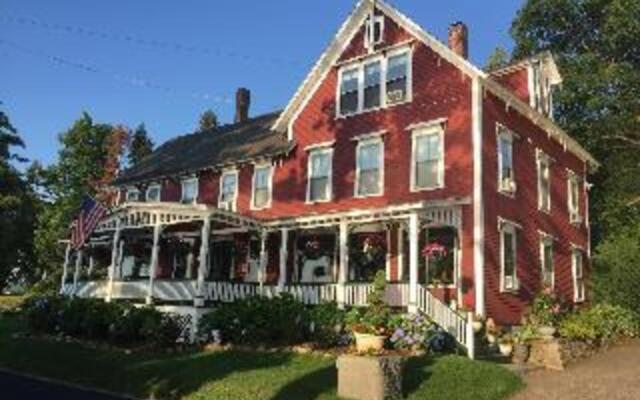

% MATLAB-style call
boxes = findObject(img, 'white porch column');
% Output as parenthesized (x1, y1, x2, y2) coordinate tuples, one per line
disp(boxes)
(87, 253, 95, 278)
(278, 228, 289, 290)
(408, 213, 419, 313)
(195, 218, 211, 307)
(337, 220, 349, 308)
(146, 223, 163, 305)
(60, 243, 72, 295)
(72, 249, 83, 296)
(106, 221, 122, 303)
(259, 230, 268, 294)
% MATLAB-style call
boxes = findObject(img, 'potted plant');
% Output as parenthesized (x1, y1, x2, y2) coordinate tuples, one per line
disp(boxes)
(346, 270, 392, 353)
(530, 286, 565, 338)
(512, 323, 537, 364)
(498, 333, 514, 356)
(485, 318, 500, 345)
(472, 314, 484, 333)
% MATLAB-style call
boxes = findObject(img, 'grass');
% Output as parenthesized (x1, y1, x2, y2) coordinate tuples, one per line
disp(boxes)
(0, 314, 523, 400)
(0, 295, 24, 312)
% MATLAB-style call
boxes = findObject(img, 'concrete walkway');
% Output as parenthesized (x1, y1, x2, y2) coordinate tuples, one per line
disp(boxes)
(511, 339, 640, 400)
(0, 371, 129, 400)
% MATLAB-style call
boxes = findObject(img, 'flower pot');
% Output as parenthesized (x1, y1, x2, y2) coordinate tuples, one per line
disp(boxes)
(538, 326, 556, 339)
(486, 333, 497, 345)
(498, 342, 513, 357)
(354, 332, 386, 353)
(472, 320, 483, 333)
(512, 343, 530, 364)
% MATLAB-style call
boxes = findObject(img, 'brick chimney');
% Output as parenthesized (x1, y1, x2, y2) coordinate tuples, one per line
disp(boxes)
(235, 88, 251, 123)
(448, 22, 468, 59)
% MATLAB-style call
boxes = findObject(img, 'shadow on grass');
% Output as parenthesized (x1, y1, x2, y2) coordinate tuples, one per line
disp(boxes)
(270, 364, 336, 400)
(403, 355, 434, 397)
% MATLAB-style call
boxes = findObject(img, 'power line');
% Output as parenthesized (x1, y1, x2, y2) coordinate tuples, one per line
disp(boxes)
(0, 13, 310, 68)
(0, 38, 233, 104)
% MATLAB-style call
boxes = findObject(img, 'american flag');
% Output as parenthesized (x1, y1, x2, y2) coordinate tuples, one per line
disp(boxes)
(70, 196, 108, 250)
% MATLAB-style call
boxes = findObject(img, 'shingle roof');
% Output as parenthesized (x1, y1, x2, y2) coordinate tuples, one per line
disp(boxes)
(114, 111, 292, 186)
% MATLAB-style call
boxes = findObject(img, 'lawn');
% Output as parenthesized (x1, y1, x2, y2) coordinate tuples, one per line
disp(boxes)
(0, 295, 24, 312)
(0, 314, 523, 400)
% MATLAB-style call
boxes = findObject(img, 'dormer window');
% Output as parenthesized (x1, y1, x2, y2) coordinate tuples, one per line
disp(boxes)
(125, 187, 140, 202)
(364, 15, 385, 50)
(219, 170, 238, 211)
(146, 184, 161, 202)
(181, 177, 198, 204)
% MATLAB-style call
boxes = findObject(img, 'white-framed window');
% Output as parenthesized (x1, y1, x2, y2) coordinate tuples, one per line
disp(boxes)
(125, 187, 140, 202)
(146, 184, 161, 202)
(411, 125, 444, 191)
(572, 249, 586, 302)
(529, 60, 544, 113)
(537, 150, 551, 212)
(337, 48, 411, 117)
(540, 235, 554, 288)
(218, 170, 238, 211)
(181, 177, 198, 204)
(364, 15, 385, 49)
(307, 148, 333, 203)
(355, 138, 384, 197)
(499, 221, 518, 293)
(497, 125, 516, 194)
(251, 164, 273, 210)
(567, 171, 582, 224)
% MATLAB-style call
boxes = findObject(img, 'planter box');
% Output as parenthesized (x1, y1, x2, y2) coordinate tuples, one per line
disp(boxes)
(336, 355, 405, 400)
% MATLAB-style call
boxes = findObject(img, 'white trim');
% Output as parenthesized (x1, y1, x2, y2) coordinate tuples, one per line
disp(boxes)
(499, 221, 518, 293)
(180, 177, 199, 205)
(145, 184, 161, 202)
(250, 163, 274, 210)
(397, 224, 405, 281)
(405, 117, 447, 132)
(125, 187, 140, 202)
(354, 135, 385, 198)
(350, 130, 387, 142)
(571, 248, 586, 303)
(539, 233, 555, 288)
(472, 77, 485, 316)
(496, 124, 517, 196)
(218, 169, 239, 212)
(364, 14, 385, 50)
(536, 149, 551, 213)
(497, 216, 522, 231)
(567, 170, 582, 225)
(304, 141, 335, 151)
(306, 147, 334, 203)
(410, 123, 445, 192)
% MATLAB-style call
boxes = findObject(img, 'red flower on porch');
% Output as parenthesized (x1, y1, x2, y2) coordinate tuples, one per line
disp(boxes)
(362, 234, 385, 255)
(421, 242, 449, 259)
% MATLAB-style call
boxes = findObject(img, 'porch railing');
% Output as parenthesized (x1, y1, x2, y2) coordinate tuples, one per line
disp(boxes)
(343, 282, 410, 307)
(153, 280, 198, 301)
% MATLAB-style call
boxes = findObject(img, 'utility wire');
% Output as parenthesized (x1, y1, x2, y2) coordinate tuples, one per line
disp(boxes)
(0, 13, 310, 68)
(0, 38, 233, 104)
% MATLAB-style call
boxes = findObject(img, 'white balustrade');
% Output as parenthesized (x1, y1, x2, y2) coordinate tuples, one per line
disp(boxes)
(153, 280, 198, 301)
(111, 281, 149, 299)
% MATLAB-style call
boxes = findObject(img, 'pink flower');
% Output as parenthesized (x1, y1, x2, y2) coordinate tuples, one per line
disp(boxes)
(422, 242, 448, 258)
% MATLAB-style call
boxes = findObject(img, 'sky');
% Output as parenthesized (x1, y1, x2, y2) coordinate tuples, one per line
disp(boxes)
(1, 0, 523, 167)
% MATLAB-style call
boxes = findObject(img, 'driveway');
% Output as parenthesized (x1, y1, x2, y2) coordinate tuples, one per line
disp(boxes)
(511, 339, 640, 400)
(0, 371, 129, 400)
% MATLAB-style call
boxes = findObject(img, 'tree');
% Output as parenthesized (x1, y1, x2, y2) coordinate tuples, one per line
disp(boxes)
(484, 46, 510, 71)
(127, 123, 154, 166)
(511, 0, 640, 240)
(0, 109, 38, 292)
(198, 109, 218, 132)
(33, 113, 127, 280)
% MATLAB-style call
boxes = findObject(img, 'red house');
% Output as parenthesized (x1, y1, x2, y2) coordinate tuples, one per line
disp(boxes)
(61, 0, 597, 355)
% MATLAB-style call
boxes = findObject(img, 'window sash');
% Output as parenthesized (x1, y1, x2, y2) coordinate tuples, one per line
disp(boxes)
(181, 180, 197, 203)
(569, 178, 580, 214)
(146, 187, 160, 202)
(126, 189, 140, 202)
(413, 132, 442, 189)
(252, 166, 271, 208)
(500, 228, 518, 291)
(541, 241, 554, 286)
(573, 251, 585, 301)
(538, 159, 550, 211)
(386, 53, 408, 102)
(499, 135, 514, 186)
(340, 68, 359, 115)
(364, 61, 382, 110)
(310, 176, 329, 201)
(308, 150, 332, 202)
(220, 174, 237, 203)
(357, 141, 382, 196)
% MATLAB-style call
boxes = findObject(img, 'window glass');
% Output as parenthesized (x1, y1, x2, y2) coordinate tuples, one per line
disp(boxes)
(126, 189, 140, 202)
(538, 157, 550, 211)
(253, 166, 271, 208)
(220, 173, 237, 203)
(340, 68, 359, 115)
(569, 176, 580, 219)
(414, 132, 442, 189)
(364, 61, 381, 110)
(502, 230, 517, 291)
(181, 180, 197, 204)
(147, 186, 160, 202)
(357, 141, 382, 196)
(386, 53, 409, 103)
(499, 135, 514, 191)
(573, 251, 585, 301)
(309, 151, 331, 202)
(541, 240, 554, 286)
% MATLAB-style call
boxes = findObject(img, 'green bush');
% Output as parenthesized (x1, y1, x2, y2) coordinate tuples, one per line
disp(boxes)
(594, 223, 640, 312)
(308, 302, 346, 347)
(198, 293, 308, 346)
(559, 303, 640, 343)
(21, 295, 184, 348)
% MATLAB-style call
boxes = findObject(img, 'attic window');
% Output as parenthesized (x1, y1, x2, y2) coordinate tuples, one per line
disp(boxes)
(364, 15, 385, 49)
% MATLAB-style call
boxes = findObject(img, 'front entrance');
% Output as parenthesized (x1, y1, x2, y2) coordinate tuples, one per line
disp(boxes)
(209, 240, 235, 281)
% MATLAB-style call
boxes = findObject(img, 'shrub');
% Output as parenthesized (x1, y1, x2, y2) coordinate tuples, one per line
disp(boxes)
(559, 303, 640, 343)
(198, 293, 308, 346)
(388, 312, 437, 350)
(528, 286, 567, 327)
(345, 270, 393, 335)
(307, 301, 346, 347)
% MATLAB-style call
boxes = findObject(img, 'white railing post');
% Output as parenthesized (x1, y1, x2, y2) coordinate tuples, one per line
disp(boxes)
(408, 213, 419, 313)
(466, 311, 475, 359)
(106, 220, 121, 303)
(72, 248, 83, 297)
(337, 220, 349, 309)
(87, 252, 95, 279)
(259, 230, 268, 295)
(146, 223, 162, 305)
(195, 218, 211, 307)
(278, 228, 289, 290)
(60, 242, 72, 295)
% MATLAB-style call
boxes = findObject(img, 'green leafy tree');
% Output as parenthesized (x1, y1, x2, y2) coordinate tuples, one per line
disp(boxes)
(198, 109, 218, 132)
(511, 0, 640, 239)
(0, 109, 38, 292)
(127, 123, 154, 166)
(484, 46, 511, 71)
